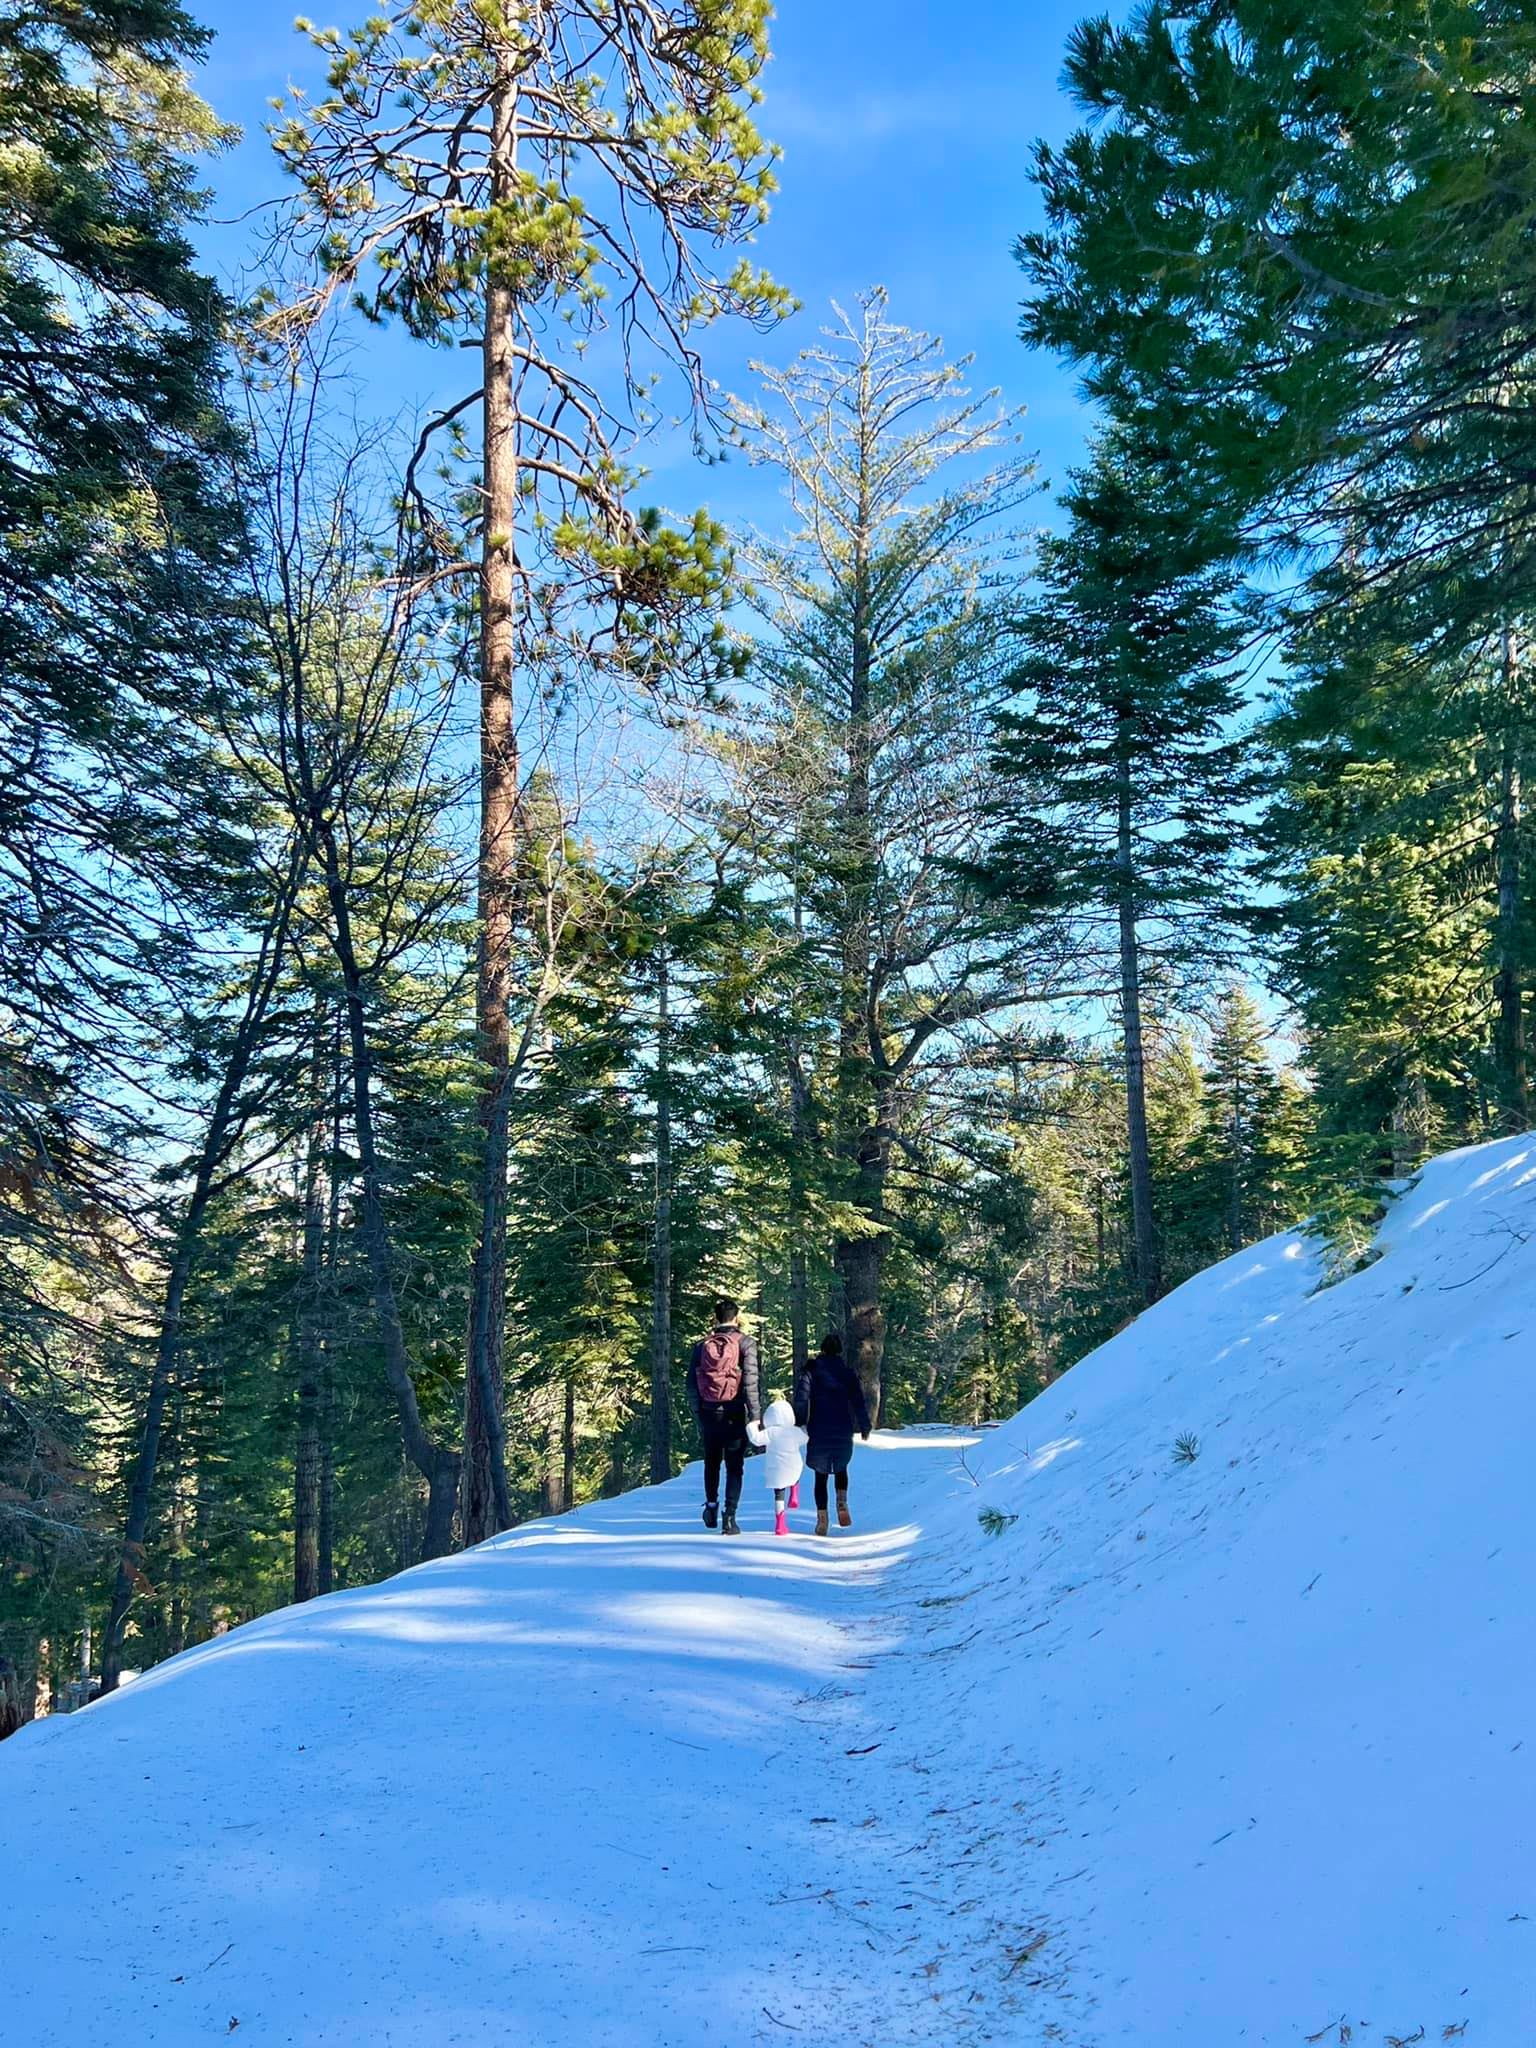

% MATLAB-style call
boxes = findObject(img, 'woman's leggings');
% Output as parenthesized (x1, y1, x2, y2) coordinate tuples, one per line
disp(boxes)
(813, 1466, 849, 1510)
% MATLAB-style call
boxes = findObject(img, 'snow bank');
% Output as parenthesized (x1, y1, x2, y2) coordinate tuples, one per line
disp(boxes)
(876, 1133, 1536, 2043)
(4, 1137, 1534, 2045)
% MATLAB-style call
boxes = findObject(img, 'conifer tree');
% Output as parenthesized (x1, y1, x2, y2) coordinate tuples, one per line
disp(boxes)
(1259, 605, 1495, 1238)
(730, 292, 1043, 1419)
(1022, 0, 1536, 1118)
(0, 0, 250, 1639)
(1193, 988, 1298, 1255)
(993, 435, 1253, 1304)
(1022, 0, 1536, 587)
(273, 0, 788, 1543)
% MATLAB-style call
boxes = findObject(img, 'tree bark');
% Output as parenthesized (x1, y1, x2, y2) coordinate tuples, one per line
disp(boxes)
(787, 863, 811, 1376)
(839, 1118, 893, 1424)
(540, 1386, 565, 1515)
(191, 1485, 214, 1644)
(648, 938, 673, 1484)
(166, 1400, 187, 1657)
(0, 1648, 36, 1740)
(835, 362, 887, 1419)
(788, 1053, 811, 1377)
(293, 1013, 327, 1603)
(1495, 624, 1528, 1127)
(562, 1374, 576, 1511)
(321, 820, 461, 1559)
(461, 42, 521, 1546)
(1116, 732, 1161, 1307)
(317, 1376, 336, 1594)
(101, 872, 298, 1691)
(317, 1004, 342, 1595)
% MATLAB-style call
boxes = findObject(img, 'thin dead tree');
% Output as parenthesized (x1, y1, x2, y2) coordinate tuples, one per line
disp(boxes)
(228, 362, 477, 1557)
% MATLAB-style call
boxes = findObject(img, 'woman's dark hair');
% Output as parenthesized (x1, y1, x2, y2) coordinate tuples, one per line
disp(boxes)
(819, 1331, 843, 1357)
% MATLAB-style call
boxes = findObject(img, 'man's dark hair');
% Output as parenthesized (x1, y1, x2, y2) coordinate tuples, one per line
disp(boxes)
(713, 1295, 738, 1326)
(820, 1330, 843, 1357)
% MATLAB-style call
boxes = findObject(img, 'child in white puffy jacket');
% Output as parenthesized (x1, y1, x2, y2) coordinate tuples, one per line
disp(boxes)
(746, 1397, 808, 1536)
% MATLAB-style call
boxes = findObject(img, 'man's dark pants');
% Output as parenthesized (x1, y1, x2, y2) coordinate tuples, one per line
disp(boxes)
(699, 1401, 748, 1512)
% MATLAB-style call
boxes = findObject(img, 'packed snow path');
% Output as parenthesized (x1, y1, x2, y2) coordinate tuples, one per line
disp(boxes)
(6, 1136, 1536, 2045)
(3, 1436, 996, 2047)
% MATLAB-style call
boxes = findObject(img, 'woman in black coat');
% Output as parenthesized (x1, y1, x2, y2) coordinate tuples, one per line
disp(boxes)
(793, 1332, 872, 1535)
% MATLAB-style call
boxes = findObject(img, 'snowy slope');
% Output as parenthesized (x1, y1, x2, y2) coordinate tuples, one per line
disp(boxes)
(4, 1137, 1536, 2047)
(871, 1134, 1536, 2046)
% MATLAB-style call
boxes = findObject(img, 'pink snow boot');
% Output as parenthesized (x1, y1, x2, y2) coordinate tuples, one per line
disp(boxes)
(788, 1483, 800, 1509)
(774, 1508, 789, 1536)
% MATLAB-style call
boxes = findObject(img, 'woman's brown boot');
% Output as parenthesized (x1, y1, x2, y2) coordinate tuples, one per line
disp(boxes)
(837, 1494, 852, 1529)
(814, 1507, 829, 1536)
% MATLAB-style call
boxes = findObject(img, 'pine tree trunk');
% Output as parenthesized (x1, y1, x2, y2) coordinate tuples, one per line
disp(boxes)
(788, 876, 811, 1375)
(788, 1247, 809, 1374)
(562, 1375, 576, 1510)
(102, 1218, 202, 1689)
(835, 385, 887, 1419)
(921, 1348, 940, 1423)
(102, 1105, 245, 1685)
(1495, 625, 1528, 1127)
(839, 1076, 893, 1425)
(191, 1485, 214, 1644)
(540, 1387, 565, 1515)
(293, 1018, 327, 1603)
(167, 1404, 186, 1657)
(101, 864, 301, 1689)
(318, 1008, 342, 1596)
(788, 1061, 810, 1378)
(0, 1648, 36, 1739)
(462, 45, 520, 1546)
(1116, 740, 1161, 1306)
(648, 941, 673, 1484)
(317, 1387, 335, 1594)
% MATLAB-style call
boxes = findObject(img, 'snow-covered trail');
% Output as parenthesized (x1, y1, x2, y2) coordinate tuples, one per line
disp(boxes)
(0, 1432, 981, 2048)
(8, 1134, 1536, 2047)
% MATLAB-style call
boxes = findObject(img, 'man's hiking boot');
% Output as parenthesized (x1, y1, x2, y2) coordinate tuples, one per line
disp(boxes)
(814, 1508, 829, 1536)
(721, 1510, 741, 1535)
(702, 1501, 719, 1530)
(837, 1495, 852, 1529)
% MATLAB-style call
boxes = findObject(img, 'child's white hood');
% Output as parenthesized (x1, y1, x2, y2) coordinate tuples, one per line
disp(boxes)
(750, 1398, 807, 1486)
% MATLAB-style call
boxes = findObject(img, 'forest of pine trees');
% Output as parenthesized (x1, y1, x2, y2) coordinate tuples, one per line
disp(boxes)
(4, 0, 1533, 1733)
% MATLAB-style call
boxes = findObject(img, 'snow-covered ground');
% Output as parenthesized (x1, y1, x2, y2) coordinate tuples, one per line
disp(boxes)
(5, 1137, 1536, 2046)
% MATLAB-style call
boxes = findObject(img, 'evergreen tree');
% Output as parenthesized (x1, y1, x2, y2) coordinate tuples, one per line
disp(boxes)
(992, 434, 1253, 1303)
(272, 0, 788, 1543)
(1257, 585, 1503, 1248)
(730, 291, 1045, 1420)
(0, 0, 251, 1684)
(1022, 0, 1536, 1116)
(1191, 988, 1300, 1256)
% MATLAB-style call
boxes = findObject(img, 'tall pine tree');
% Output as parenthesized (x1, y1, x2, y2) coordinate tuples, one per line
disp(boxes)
(993, 435, 1253, 1303)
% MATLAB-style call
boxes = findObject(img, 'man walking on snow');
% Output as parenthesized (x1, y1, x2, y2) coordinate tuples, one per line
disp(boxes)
(687, 1296, 761, 1535)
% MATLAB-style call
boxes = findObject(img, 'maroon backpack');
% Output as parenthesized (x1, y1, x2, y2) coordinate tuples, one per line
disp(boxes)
(695, 1330, 743, 1404)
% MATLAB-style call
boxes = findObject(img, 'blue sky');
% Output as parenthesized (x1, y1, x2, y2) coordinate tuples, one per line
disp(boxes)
(192, 0, 1109, 531)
